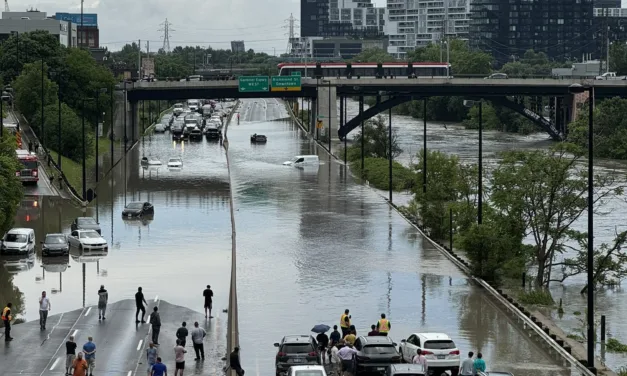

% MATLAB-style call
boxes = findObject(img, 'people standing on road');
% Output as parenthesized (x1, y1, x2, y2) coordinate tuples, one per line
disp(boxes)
(367, 325, 378, 336)
(349, 325, 357, 337)
(343, 330, 356, 346)
(229, 347, 244, 376)
(329, 325, 341, 346)
(340, 309, 351, 338)
(146, 342, 158, 376)
(376, 313, 390, 336)
(191, 321, 206, 361)
(151, 357, 167, 376)
(39, 291, 51, 330)
(202, 285, 213, 318)
(28, 141, 33, 153)
(72, 353, 88, 376)
(337, 343, 358, 376)
(412, 349, 428, 373)
(174, 339, 187, 376)
(82, 337, 96, 376)
(459, 352, 474, 376)
(66, 335, 78, 375)
(176, 322, 189, 347)
(150, 307, 162, 345)
(136, 287, 148, 323)
(97, 285, 108, 321)
(473, 352, 486, 373)
(316, 331, 329, 363)
(329, 340, 343, 376)
(2, 302, 13, 341)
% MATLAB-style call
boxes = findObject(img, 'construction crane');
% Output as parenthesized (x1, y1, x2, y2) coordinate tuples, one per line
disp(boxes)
(4, 0, 9, 11)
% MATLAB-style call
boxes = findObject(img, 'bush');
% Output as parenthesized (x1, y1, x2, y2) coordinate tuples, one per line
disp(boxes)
(517, 289, 555, 306)
(606, 338, 627, 353)
(350, 157, 415, 191)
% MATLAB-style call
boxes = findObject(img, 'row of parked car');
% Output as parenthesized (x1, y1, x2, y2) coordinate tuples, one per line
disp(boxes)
(155, 99, 235, 142)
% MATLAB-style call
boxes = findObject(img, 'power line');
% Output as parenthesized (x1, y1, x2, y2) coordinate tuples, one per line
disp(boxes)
(158, 19, 174, 53)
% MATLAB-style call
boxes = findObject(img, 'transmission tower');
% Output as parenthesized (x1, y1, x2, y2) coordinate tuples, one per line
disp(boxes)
(283, 13, 299, 55)
(4, 0, 9, 11)
(158, 19, 174, 53)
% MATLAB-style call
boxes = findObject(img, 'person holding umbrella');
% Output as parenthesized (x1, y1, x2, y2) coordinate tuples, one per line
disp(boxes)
(312, 324, 331, 363)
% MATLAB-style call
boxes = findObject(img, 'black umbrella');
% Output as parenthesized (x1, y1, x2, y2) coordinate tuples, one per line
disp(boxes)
(311, 324, 331, 334)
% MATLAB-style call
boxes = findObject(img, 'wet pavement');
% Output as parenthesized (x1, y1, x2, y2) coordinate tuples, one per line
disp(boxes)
(2, 98, 579, 375)
(0, 299, 220, 375)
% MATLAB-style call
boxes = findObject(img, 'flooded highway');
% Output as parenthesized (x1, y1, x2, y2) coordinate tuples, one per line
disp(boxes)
(3, 98, 575, 374)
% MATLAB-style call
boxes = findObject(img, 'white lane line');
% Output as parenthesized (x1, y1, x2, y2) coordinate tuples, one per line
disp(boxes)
(127, 371, 133, 376)
(72, 329, 78, 338)
(85, 307, 92, 316)
(49, 357, 61, 371)
(137, 339, 143, 351)
(154, 295, 159, 302)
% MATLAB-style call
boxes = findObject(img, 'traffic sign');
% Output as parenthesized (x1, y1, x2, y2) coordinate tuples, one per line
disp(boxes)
(238, 76, 269, 92)
(271, 76, 301, 92)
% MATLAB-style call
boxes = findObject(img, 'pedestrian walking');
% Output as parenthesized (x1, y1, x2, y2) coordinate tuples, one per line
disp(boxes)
(340, 309, 351, 338)
(97, 285, 108, 320)
(367, 325, 378, 336)
(136, 287, 148, 323)
(150, 307, 161, 345)
(174, 339, 187, 376)
(330, 340, 344, 376)
(66, 335, 77, 376)
(72, 353, 88, 376)
(329, 325, 341, 346)
(190, 322, 206, 360)
(151, 357, 167, 376)
(2, 302, 13, 341)
(229, 347, 244, 376)
(459, 352, 474, 376)
(337, 343, 358, 376)
(82, 337, 96, 376)
(176, 322, 188, 347)
(473, 352, 486, 373)
(412, 349, 428, 373)
(316, 331, 329, 363)
(203, 285, 213, 318)
(39, 291, 51, 330)
(376, 313, 390, 336)
(146, 342, 158, 376)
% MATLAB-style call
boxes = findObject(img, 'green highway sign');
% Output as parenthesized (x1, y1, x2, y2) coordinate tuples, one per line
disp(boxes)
(271, 76, 301, 92)
(238, 76, 269, 92)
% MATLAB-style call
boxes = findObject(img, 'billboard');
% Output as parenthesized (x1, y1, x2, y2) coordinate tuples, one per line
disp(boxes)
(55, 13, 98, 27)
(141, 58, 155, 77)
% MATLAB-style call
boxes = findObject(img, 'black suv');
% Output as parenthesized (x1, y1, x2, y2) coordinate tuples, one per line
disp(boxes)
(352, 336, 401, 375)
(274, 335, 320, 376)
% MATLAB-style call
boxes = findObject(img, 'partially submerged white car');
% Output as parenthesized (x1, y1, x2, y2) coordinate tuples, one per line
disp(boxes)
(68, 230, 108, 251)
(167, 158, 183, 168)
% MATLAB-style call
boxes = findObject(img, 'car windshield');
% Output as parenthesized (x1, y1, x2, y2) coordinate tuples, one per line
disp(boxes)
(45, 235, 66, 244)
(281, 344, 314, 354)
(21, 160, 38, 169)
(423, 340, 455, 350)
(80, 231, 101, 239)
(169, 158, 181, 163)
(295, 371, 324, 376)
(174, 104, 183, 108)
(126, 203, 144, 209)
(5, 234, 27, 242)
(362, 345, 398, 355)
(77, 218, 97, 225)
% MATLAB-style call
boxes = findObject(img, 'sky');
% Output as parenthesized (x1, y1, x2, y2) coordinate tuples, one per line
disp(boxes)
(20, 0, 385, 54)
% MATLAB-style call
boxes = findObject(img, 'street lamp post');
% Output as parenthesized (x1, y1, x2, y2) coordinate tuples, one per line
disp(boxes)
(81, 101, 87, 200)
(1, 97, 3, 138)
(569, 83, 595, 373)
(41, 59, 45, 150)
(423, 98, 427, 193)
(95, 88, 107, 183)
(110, 86, 114, 171)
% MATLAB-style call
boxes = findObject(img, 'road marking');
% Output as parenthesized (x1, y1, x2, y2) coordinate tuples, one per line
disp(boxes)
(72, 329, 78, 338)
(85, 307, 92, 316)
(38, 307, 87, 376)
(127, 371, 133, 376)
(154, 295, 159, 302)
(50, 357, 61, 371)
(137, 339, 143, 351)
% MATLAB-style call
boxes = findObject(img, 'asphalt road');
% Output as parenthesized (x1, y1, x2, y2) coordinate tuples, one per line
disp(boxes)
(0, 299, 220, 375)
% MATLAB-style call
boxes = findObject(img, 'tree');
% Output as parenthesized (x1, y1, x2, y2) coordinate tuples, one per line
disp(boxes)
(0, 133, 24, 235)
(408, 39, 493, 75)
(463, 101, 540, 134)
(348, 115, 402, 161)
(490, 143, 622, 287)
(11, 62, 58, 125)
(609, 43, 627, 75)
(350, 48, 395, 62)
(501, 50, 570, 77)
(0, 31, 65, 84)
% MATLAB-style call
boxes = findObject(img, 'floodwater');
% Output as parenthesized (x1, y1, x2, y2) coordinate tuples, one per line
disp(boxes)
(2, 97, 590, 374)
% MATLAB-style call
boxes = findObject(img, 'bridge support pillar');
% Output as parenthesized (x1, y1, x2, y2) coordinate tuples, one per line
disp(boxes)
(317, 85, 338, 142)
(310, 97, 317, 135)
(129, 101, 139, 145)
(569, 91, 590, 123)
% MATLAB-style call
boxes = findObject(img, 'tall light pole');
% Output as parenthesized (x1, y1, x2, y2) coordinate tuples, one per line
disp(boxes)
(50, 70, 62, 169)
(569, 83, 595, 373)
(41, 59, 45, 150)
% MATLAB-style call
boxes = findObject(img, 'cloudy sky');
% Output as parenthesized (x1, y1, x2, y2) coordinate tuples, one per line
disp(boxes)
(22, 0, 386, 54)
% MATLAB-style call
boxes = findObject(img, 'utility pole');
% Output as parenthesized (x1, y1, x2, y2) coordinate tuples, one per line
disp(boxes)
(138, 39, 141, 79)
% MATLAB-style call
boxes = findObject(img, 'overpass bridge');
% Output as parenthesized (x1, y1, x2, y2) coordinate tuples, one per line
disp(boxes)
(123, 78, 627, 141)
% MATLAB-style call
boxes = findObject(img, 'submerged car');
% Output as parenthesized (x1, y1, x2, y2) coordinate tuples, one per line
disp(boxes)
(167, 158, 183, 168)
(68, 230, 108, 251)
(41, 233, 70, 256)
(251, 134, 267, 143)
(122, 202, 154, 218)
(71, 217, 101, 234)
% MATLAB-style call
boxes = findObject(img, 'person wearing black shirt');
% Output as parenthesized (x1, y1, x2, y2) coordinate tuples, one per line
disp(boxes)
(316, 332, 330, 363)
(176, 322, 189, 347)
(329, 325, 341, 345)
(65, 335, 77, 375)
(135, 287, 148, 323)
(229, 347, 244, 376)
(367, 325, 379, 336)
(203, 285, 213, 318)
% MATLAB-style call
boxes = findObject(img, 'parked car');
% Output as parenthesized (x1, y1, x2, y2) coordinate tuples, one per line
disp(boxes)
(386, 364, 426, 376)
(251, 134, 268, 143)
(283, 155, 319, 167)
(205, 125, 221, 140)
(189, 127, 203, 141)
(41, 233, 70, 256)
(122, 202, 154, 218)
(287, 365, 327, 376)
(154, 123, 166, 133)
(485, 73, 508, 79)
(352, 335, 401, 375)
(68, 230, 108, 251)
(1, 228, 36, 255)
(173, 103, 185, 115)
(71, 217, 101, 234)
(274, 335, 321, 376)
(167, 158, 183, 168)
(398, 333, 459, 376)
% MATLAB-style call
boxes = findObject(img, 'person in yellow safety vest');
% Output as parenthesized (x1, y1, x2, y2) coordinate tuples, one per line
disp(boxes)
(340, 309, 351, 338)
(2, 302, 13, 341)
(376, 313, 390, 336)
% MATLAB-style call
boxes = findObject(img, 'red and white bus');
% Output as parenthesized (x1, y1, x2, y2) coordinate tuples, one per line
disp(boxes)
(15, 149, 38, 184)
(277, 62, 451, 79)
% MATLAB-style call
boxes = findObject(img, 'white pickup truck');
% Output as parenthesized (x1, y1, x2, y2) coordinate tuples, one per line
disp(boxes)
(595, 72, 626, 80)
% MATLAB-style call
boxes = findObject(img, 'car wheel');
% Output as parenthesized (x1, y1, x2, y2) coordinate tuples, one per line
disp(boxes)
(451, 366, 459, 376)
(399, 349, 404, 363)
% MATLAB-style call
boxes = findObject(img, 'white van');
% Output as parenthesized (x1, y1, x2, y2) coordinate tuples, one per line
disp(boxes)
(187, 99, 200, 112)
(1, 228, 36, 254)
(283, 155, 320, 167)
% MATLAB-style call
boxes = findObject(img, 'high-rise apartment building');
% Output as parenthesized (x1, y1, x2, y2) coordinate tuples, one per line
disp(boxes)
(329, 0, 386, 36)
(594, 0, 621, 7)
(231, 40, 245, 53)
(469, 0, 594, 63)
(301, 0, 331, 37)
(384, 0, 471, 59)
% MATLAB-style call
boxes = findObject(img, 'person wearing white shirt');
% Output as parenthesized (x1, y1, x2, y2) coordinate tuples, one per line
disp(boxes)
(330, 340, 344, 376)
(337, 344, 358, 376)
(411, 349, 428, 374)
(39, 291, 51, 331)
